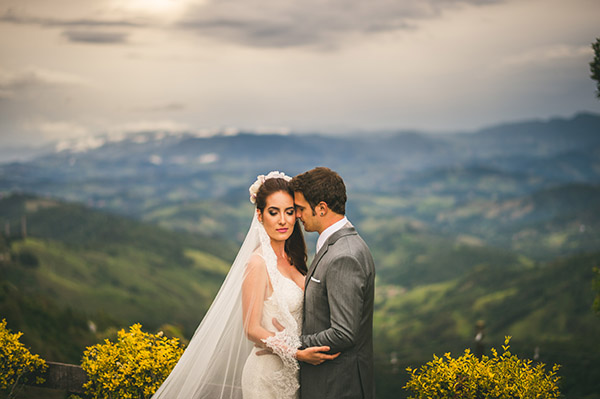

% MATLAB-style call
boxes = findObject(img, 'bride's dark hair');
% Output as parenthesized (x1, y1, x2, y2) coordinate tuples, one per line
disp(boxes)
(255, 178, 307, 275)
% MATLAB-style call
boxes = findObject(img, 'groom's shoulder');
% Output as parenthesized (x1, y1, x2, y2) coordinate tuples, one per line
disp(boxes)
(333, 227, 371, 254)
(329, 231, 375, 276)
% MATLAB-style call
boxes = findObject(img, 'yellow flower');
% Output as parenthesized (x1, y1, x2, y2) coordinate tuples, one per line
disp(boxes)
(0, 319, 47, 394)
(81, 323, 184, 399)
(404, 337, 561, 399)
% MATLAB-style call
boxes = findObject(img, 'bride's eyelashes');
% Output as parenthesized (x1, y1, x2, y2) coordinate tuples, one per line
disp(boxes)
(267, 208, 295, 217)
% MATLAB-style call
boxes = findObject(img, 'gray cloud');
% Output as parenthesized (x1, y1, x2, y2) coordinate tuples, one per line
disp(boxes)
(177, 0, 501, 48)
(0, 8, 140, 45)
(0, 67, 90, 96)
(0, 8, 142, 28)
(62, 30, 129, 44)
(1, 1, 500, 49)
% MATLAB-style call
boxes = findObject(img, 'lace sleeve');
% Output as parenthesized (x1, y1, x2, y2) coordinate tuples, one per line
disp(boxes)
(262, 329, 301, 369)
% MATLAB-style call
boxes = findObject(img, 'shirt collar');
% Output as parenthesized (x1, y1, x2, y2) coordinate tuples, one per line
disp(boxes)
(316, 216, 349, 253)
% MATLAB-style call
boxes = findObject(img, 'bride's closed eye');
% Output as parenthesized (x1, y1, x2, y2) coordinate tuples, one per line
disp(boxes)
(268, 209, 294, 216)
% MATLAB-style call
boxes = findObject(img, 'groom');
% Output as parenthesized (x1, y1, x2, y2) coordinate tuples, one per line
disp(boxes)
(291, 167, 375, 399)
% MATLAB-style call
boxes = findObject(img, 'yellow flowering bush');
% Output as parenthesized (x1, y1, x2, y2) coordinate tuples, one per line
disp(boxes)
(0, 319, 47, 399)
(405, 337, 561, 399)
(81, 323, 184, 399)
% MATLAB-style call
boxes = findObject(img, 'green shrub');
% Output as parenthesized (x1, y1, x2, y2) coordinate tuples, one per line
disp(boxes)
(0, 319, 47, 399)
(405, 337, 560, 399)
(81, 323, 184, 399)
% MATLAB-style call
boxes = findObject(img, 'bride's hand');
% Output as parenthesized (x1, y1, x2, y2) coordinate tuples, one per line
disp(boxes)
(255, 348, 272, 356)
(296, 346, 340, 365)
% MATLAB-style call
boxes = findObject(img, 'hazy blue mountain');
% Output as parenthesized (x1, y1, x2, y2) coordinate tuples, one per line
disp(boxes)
(470, 112, 600, 154)
(1, 112, 599, 216)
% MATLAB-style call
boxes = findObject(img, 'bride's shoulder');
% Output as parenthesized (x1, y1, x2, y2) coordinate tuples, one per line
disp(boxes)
(245, 250, 269, 284)
(247, 250, 266, 270)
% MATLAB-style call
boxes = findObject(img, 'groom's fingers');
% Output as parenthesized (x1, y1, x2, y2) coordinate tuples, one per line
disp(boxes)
(314, 347, 340, 361)
(312, 346, 331, 353)
(309, 347, 341, 364)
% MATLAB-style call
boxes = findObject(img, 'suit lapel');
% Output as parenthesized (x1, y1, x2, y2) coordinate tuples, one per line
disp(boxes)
(305, 244, 330, 289)
(304, 224, 357, 289)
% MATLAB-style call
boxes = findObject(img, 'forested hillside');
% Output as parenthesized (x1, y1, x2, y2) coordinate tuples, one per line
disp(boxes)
(0, 194, 235, 363)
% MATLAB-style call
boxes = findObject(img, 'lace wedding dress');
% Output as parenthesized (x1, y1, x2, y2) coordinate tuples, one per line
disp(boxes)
(241, 226, 304, 399)
(152, 213, 303, 399)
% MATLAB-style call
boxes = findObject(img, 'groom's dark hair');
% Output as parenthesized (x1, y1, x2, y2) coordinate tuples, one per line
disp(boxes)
(291, 167, 346, 215)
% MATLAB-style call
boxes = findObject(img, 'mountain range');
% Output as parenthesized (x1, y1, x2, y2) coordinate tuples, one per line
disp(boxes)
(2, 112, 599, 210)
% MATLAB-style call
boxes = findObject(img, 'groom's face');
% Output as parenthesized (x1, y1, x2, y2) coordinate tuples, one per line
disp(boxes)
(294, 191, 319, 232)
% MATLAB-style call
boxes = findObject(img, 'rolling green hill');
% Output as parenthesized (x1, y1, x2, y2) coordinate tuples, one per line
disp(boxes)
(432, 183, 600, 259)
(1, 192, 599, 397)
(347, 210, 600, 398)
(372, 248, 600, 398)
(0, 193, 237, 362)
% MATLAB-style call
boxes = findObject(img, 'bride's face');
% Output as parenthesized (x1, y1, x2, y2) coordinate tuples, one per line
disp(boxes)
(258, 191, 296, 242)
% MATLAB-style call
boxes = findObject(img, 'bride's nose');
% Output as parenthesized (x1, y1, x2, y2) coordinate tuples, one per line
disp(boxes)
(278, 213, 286, 225)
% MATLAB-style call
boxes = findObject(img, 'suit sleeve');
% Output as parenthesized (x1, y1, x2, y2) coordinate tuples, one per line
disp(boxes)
(300, 253, 366, 352)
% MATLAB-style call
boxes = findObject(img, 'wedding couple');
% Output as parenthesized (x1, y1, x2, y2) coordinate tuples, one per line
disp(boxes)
(152, 167, 375, 399)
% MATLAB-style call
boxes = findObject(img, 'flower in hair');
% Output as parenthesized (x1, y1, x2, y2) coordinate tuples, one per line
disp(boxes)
(249, 171, 292, 204)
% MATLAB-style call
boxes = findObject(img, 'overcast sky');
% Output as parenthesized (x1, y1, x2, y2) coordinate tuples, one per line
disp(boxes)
(0, 0, 598, 146)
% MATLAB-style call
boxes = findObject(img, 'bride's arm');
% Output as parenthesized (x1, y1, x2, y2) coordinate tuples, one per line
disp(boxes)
(242, 254, 274, 346)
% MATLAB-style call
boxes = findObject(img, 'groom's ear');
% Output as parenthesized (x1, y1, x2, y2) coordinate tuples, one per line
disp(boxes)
(317, 201, 328, 216)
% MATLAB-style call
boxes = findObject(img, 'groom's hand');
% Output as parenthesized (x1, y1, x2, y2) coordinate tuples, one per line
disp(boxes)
(271, 317, 341, 365)
(296, 346, 340, 365)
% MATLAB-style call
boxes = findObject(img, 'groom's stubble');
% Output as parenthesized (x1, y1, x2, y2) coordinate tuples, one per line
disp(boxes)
(293, 191, 321, 233)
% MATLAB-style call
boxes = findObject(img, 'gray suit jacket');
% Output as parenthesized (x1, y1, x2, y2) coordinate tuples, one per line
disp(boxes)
(300, 224, 375, 399)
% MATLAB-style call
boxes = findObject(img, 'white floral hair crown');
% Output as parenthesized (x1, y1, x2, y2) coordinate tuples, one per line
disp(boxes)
(249, 171, 292, 204)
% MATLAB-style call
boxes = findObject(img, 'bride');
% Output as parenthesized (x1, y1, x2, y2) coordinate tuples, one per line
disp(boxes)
(152, 171, 335, 399)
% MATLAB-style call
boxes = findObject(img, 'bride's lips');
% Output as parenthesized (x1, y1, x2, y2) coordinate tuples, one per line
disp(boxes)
(276, 228, 289, 233)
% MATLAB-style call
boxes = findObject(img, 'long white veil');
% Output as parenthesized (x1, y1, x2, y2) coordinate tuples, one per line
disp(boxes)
(152, 214, 263, 399)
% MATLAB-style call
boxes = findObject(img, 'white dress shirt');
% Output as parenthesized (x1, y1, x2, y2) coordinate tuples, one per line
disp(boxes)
(316, 216, 349, 253)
